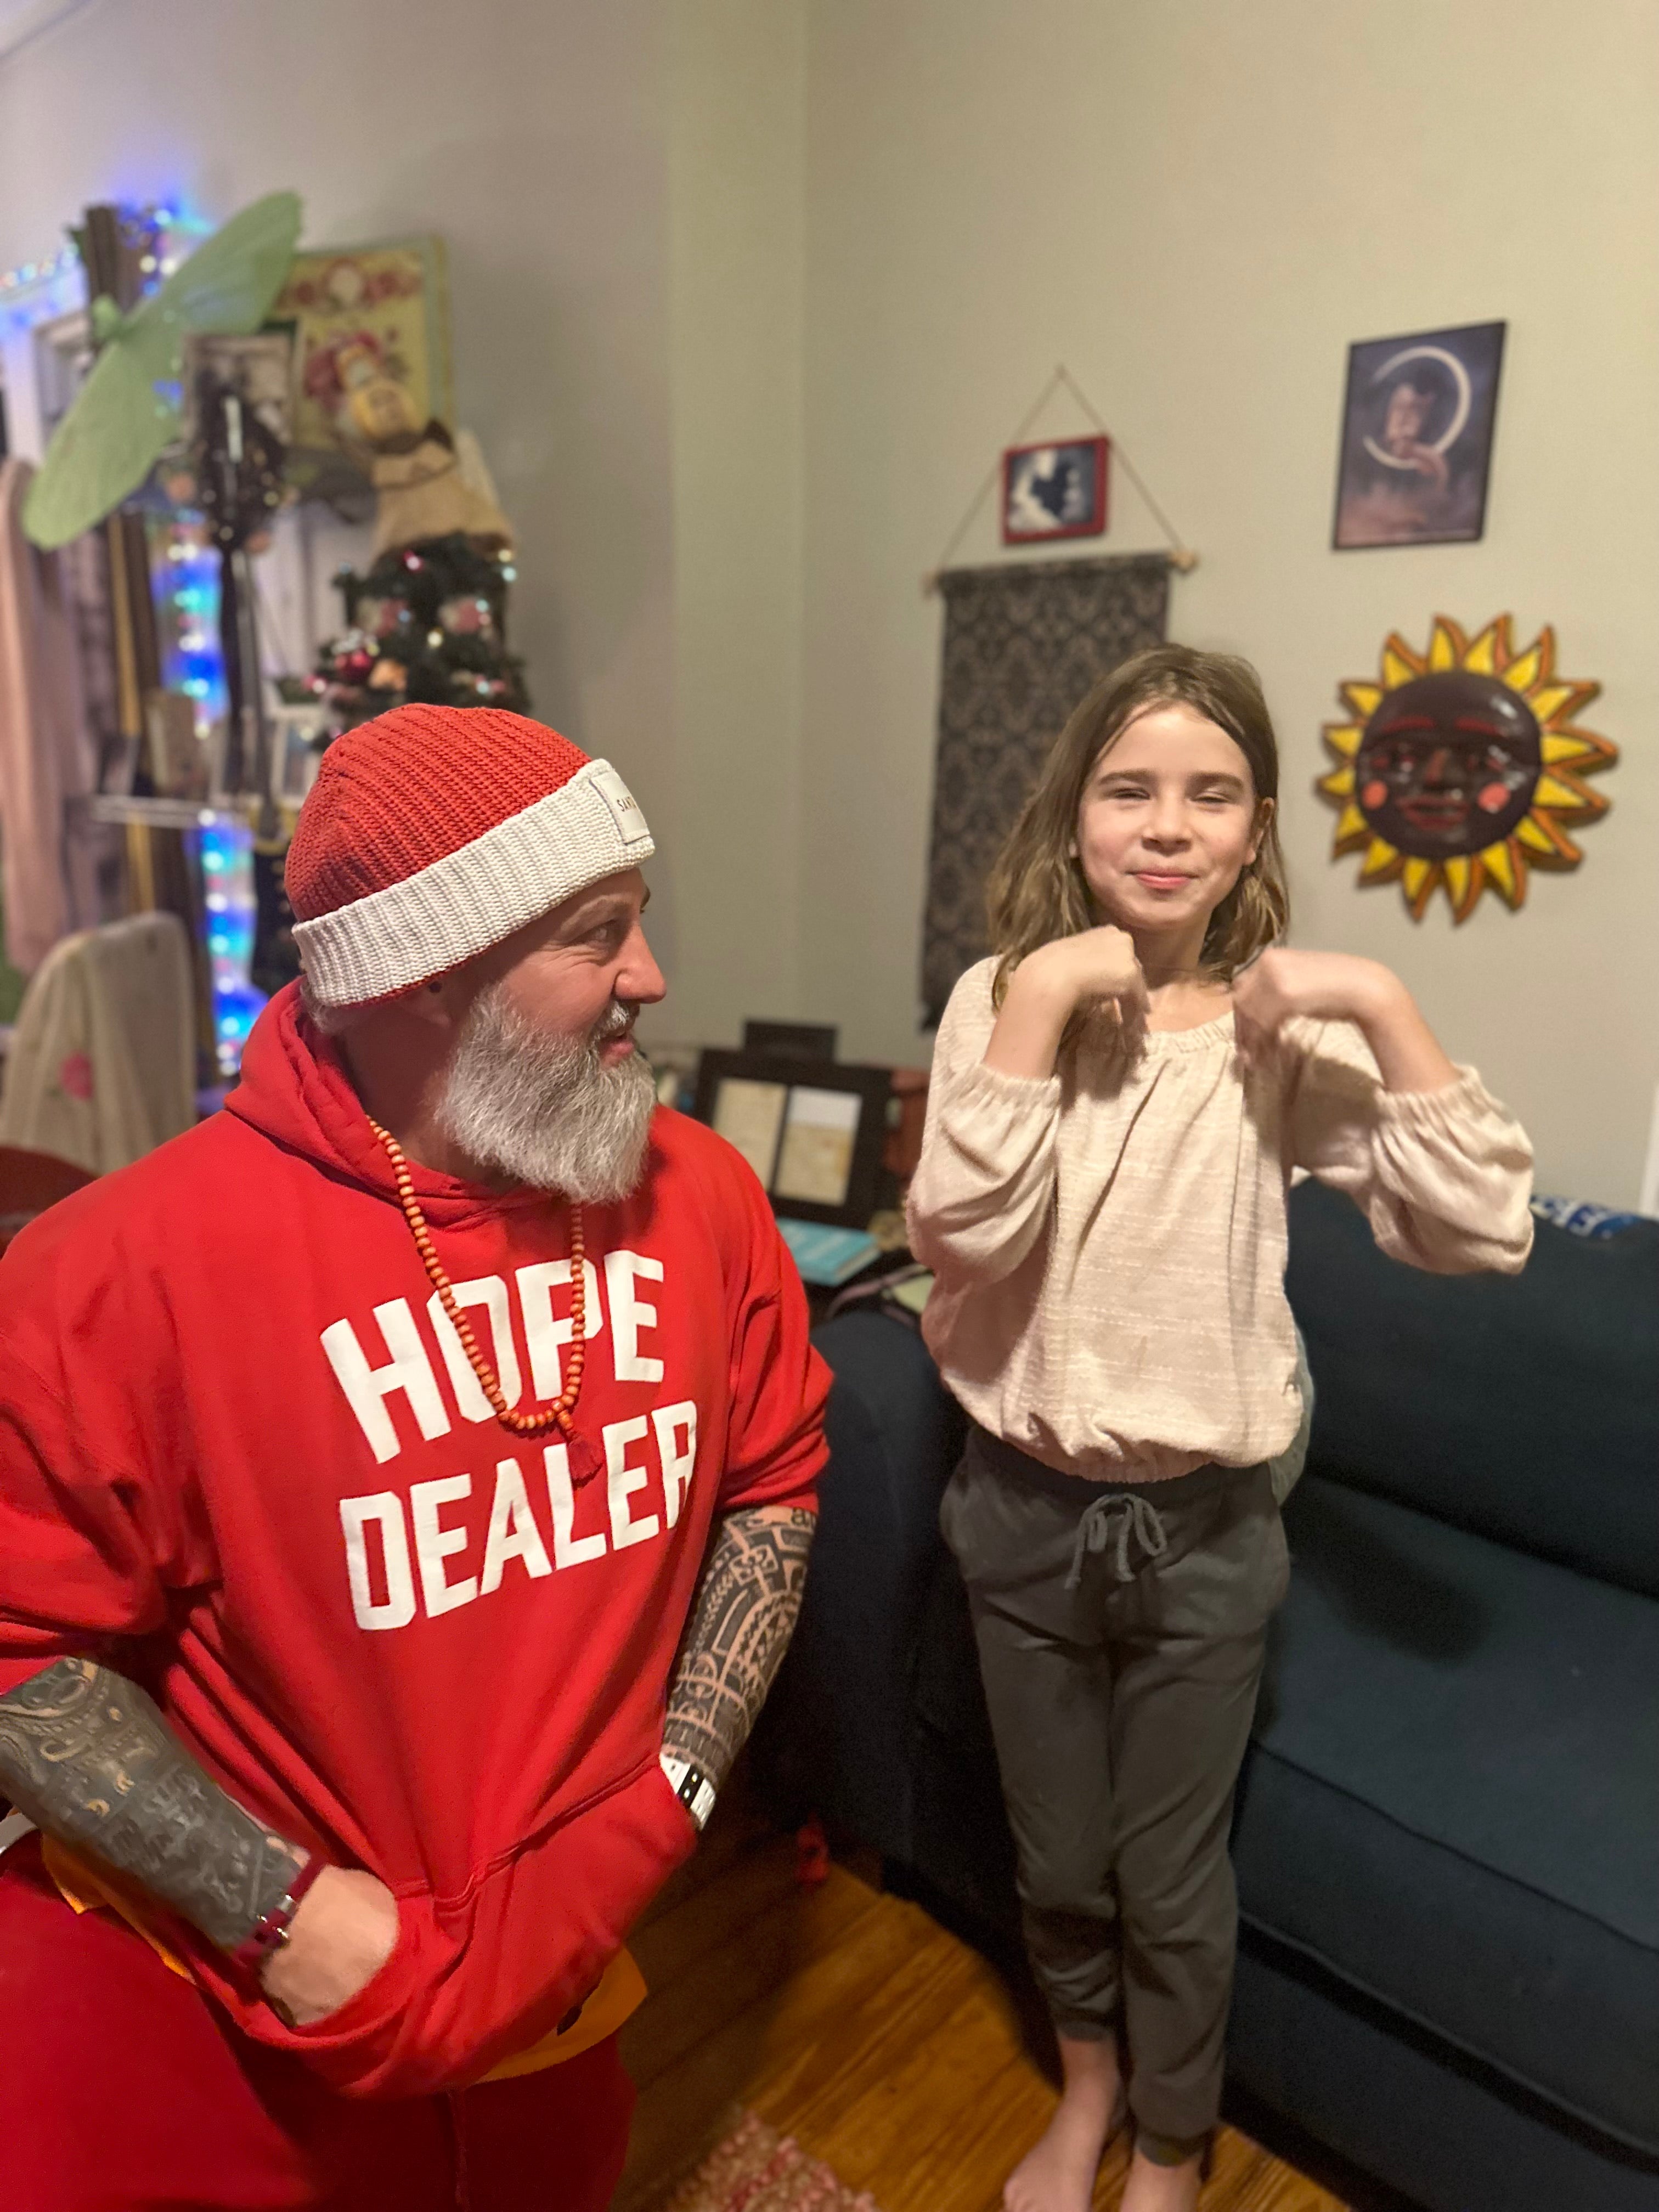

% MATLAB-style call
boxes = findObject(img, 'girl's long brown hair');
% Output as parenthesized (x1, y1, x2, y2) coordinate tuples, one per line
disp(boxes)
(985, 643, 1289, 1003)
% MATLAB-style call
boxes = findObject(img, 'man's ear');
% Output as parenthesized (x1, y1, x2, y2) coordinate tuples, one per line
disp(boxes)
(404, 972, 465, 1031)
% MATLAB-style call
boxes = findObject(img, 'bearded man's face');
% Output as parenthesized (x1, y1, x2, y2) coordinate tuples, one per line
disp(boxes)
(437, 868, 665, 1201)
(438, 986, 657, 1201)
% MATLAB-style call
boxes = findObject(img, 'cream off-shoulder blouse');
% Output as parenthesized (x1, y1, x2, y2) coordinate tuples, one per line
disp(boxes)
(906, 957, 1535, 1483)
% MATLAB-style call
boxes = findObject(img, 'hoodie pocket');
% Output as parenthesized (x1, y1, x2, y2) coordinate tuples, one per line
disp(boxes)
(205, 1751, 698, 2098)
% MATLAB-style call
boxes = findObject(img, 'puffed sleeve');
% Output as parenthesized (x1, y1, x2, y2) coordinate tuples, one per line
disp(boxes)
(1283, 1018, 1534, 1275)
(905, 960, 1063, 1285)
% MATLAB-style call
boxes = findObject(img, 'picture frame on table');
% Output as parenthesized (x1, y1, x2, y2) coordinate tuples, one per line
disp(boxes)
(693, 1049, 892, 1228)
(1001, 434, 1109, 545)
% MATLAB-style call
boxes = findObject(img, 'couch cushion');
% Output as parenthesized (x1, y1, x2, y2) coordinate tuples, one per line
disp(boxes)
(1237, 1476, 1659, 2154)
(752, 1313, 967, 1865)
(1285, 1179, 1659, 1599)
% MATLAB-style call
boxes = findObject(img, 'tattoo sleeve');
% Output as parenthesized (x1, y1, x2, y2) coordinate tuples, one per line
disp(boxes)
(663, 1504, 816, 1791)
(0, 1656, 307, 1953)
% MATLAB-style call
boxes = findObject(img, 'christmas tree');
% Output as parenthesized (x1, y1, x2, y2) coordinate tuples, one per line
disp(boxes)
(312, 531, 528, 726)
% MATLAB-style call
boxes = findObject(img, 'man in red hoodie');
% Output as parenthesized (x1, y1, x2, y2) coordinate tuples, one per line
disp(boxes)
(0, 706, 831, 2211)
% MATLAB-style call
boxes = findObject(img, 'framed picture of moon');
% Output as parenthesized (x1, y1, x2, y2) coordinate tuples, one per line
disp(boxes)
(1332, 322, 1505, 550)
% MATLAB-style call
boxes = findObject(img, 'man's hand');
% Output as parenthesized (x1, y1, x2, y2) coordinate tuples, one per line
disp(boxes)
(261, 1866, 400, 2028)
(0, 1657, 312, 1955)
(1233, 949, 1457, 1092)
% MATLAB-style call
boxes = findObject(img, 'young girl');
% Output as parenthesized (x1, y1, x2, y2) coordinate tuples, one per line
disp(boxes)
(906, 645, 1533, 2212)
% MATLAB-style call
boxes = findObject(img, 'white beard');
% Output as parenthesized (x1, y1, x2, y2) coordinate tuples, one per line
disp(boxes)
(438, 984, 657, 1202)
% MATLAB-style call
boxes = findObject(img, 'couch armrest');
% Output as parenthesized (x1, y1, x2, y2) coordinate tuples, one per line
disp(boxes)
(748, 1312, 964, 1863)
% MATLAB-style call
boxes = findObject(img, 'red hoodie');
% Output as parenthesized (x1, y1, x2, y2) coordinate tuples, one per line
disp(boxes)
(0, 986, 829, 2097)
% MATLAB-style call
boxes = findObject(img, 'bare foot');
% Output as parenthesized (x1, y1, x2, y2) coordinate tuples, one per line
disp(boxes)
(1004, 2033, 1122, 2212)
(1119, 2143, 1203, 2212)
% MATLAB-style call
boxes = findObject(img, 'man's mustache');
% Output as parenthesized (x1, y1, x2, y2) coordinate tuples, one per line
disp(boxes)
(591, 1001, 639, 1050)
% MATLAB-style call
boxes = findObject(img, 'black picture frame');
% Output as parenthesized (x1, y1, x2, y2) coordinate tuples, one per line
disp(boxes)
(1331, 321, 1506, 551)
(692, 1049, 891, 1228)
(742, 1018, 839, 1060)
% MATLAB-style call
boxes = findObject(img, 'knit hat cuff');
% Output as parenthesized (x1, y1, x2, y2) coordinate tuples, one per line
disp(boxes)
(292, 758, 653, 1009)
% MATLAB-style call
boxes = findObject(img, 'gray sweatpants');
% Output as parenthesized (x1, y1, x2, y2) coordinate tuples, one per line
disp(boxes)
(940, 1426, 1289, 2144)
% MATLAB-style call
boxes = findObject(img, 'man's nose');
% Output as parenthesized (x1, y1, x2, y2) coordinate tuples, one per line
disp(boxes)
(617, 920, 667, 1006)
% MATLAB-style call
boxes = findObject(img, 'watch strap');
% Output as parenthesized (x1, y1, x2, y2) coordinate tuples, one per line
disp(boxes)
(659, 1751, 716, 1832)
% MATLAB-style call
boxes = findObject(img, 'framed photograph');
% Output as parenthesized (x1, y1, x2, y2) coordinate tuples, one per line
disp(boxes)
(273, 235, 453, 461)
(269, 707, 329, 806)
(31, 308, 94, 447)
(1333, 322, 1505, 550)
(144, 689, 206, 798)
(693, 1051, 891, 1227)
(182, 328, 297, 447)
(1001, 435, 1109, 545)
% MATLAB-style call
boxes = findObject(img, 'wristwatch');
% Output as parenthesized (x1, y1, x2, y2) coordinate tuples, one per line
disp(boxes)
(659, 1751, 717, 1832)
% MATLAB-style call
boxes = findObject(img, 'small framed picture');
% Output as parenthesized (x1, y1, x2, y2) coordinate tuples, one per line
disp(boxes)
(144, 689, 206, 798)
(269, 708, 328, 806)
(1333, 321, 1506, 550)
(182, 328, 297, 448)
(693, 1051, 891, 1227)
(1002, 435, 1109, 545)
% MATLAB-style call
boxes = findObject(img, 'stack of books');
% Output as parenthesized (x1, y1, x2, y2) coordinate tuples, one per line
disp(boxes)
(775, 1217, 882, 1288)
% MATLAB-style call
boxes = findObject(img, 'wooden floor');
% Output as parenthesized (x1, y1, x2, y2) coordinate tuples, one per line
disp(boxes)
(617, 1793, 1347, 2212)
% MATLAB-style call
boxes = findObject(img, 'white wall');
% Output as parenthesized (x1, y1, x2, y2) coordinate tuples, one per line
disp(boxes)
(798, 0, 1659, 1201)
(660, 0, 806, 1049)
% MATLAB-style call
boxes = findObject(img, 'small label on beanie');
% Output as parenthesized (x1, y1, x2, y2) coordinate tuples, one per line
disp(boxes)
(590, 764, 652, 849)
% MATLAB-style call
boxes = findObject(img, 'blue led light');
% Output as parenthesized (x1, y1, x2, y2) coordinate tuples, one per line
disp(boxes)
(191, 814, 267, 1075)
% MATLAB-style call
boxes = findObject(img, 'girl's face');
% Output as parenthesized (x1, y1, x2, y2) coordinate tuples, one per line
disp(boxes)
(1075, 702, 1267, 944)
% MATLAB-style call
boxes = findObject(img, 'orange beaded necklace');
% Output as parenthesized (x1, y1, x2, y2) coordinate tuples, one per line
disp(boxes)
(368, 1115, 588, 1446)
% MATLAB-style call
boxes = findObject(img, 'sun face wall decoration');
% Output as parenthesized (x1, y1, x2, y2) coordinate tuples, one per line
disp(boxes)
(1318, 617, 1617, 923)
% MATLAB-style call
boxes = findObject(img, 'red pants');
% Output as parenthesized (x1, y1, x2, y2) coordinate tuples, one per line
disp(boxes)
(0, 1837, 634, 2212)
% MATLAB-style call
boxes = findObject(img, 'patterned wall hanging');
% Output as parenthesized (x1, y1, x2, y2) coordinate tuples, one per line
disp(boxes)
(922, 553, 1170, 1023)
(1318, 616, 1616, 923)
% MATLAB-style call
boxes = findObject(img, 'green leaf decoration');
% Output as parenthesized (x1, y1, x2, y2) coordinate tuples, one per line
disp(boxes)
(22, 190, 303, 550)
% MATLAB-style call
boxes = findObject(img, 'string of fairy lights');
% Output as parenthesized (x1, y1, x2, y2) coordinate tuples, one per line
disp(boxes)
(3, 202, 259, 1076)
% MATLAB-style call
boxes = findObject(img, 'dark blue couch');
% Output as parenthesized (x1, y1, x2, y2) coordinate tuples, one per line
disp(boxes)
(752, 1181, 1659, 2212)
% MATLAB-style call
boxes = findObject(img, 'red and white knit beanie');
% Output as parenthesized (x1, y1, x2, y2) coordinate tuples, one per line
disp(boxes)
(287, 703, 654, 1012)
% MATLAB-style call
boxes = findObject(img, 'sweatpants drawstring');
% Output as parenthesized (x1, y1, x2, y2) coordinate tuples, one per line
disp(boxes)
(1066, 1491, 1170, 1589)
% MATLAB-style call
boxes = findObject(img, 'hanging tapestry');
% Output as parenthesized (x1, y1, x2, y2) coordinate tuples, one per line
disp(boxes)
(921, 551, 1169, 1025)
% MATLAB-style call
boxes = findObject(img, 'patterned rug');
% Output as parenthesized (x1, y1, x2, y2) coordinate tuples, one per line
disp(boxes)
(653, 2111, 882, 2212)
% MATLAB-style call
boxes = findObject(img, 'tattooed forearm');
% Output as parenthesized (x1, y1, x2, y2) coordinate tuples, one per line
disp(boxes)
(0, 1657, 307, 1953)
(664, 1504, 816, 1790)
